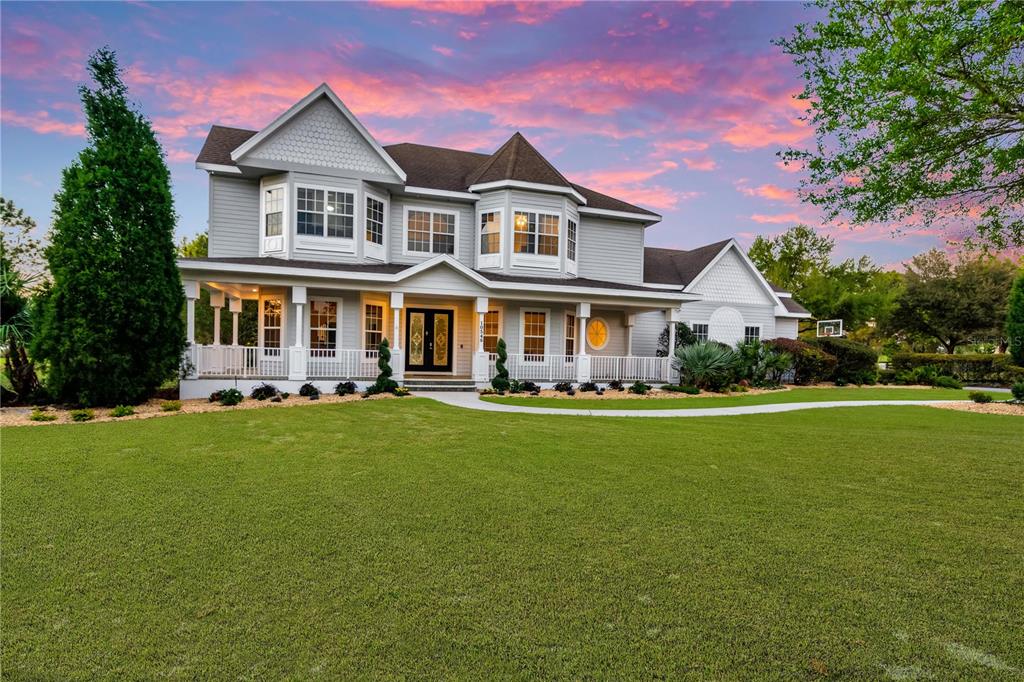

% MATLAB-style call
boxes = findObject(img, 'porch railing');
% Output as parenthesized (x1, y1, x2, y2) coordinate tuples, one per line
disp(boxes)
(307, 349, 380, 379)
(193, 345, 288, 378)
(590, 355, 671, 383)
(505, 353, 577, 382)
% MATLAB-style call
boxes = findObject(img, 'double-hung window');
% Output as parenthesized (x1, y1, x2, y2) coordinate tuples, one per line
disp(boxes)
(744, 326, 761, 343)
(261, 298, 282, 354)
(480, 211, 501, 255)
(567, 218, 577, 262)
(406, 209, 456, 255)
(365, 195, 384, 246)
(483, 311, 500, 353)
(264, 187, 283, 236)
(309, 300, 338, 351)
(691, 323, 709, 342)
(523, 311, 547, 359)
(513, 211, 559, 256)
(364, 304, 384, 352)
(565, 313, 577, 357)
(296, 187, 354, 239)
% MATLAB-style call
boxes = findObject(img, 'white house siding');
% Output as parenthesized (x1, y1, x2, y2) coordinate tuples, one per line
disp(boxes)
(246, 97, 397, 179)
(681, 301, 776, 345)
(577, 217, 644, 285)
(775, 317, 799, 339)
(688, 248, 774, 306)
(208, 175, 260, 258)
(631, 309, 668, 356)
(389, 196, 475, 266)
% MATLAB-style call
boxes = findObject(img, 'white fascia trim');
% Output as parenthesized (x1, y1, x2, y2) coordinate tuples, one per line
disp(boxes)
(229, 83, 407, 182)
(641, 282, 690, 291)
(776, 310, 813, 319)
(196, 162, 242, 175)
(578, 206, 660, 223)
(683, 239, 785, 308)
(468, 180, 587, 205)
(775, 291, 793, 298)
(177, 256, 695, 303)
(403, 186, 479, 201)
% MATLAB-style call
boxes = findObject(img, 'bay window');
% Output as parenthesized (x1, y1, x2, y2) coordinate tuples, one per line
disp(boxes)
(567, 218, 577, 262)
(513, 211, 559, 256)
(296, 187, 353, 239)
(406, 208, 456, 255)
(480, 211, 501, 254)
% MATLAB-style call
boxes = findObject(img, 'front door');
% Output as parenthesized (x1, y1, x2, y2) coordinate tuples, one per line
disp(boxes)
(406, 308, 454, 373)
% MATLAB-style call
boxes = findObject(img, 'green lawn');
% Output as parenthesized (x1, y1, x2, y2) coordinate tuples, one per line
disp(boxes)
(4, 400, 1022, 679)
(484, 386, 1002, 409)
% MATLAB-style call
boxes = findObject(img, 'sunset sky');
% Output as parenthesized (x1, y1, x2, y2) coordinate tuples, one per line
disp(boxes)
(1, 1, 953, 265)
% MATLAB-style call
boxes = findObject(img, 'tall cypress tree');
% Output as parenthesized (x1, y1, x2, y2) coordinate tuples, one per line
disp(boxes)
(34, 48, 184, 406)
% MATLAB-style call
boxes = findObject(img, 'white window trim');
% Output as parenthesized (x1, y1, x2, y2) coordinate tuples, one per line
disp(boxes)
(510, 208, 561, 270)
(260, 182, 287, 256)
(519, 307, 551, 362)
(402, 205, 460, 257)
(360, 294, 389, 354)
(483, 307, 503, 354)
(293, 182, 357, 253)
(306, 297, 343, 351)
(564, 312, 577, 358)
(258, 293, 287, 355)
(743, 324, 763, 344)
(585, 316, 610, 352)
(566, 215, 579, 276)
(689, 321, 710, 343)
(476, 207, 503, 270)
(364, 189, 388, 262)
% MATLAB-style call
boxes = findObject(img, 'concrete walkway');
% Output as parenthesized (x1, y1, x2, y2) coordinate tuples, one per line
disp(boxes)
(418, 391, 958, 418)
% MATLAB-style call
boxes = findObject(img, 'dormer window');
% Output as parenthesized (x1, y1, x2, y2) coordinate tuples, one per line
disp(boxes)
(514, 211, 559, 256)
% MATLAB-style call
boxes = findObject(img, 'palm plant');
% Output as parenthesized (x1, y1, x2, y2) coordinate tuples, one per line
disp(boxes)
(674, 341, 736, 391)
(734, 340, 792, 387)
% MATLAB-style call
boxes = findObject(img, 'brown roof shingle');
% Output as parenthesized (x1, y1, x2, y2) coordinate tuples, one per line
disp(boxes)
(196, 125, 257, 165)
(643, 240, 732, 286)
(465, 132, 572, 188)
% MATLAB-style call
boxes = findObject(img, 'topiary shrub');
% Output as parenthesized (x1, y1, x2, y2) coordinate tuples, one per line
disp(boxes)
(372, 338, 398, 394)
(628, 381, 651, 395)
(675, 341, 735, 391)
(299, 383, 319, 397)
(553, 381, 574, 393)
(160, 400, 181, 412)
(334, 381, 357, 396)
(766, 338, 837, 385)
(578, 381, 599, 392)
(250, 383, 278, 401)
(218, 388, 243, 406)
(809, 337, 878, 384)
(70, 408, 94, 422)
(110, 405, 134, 418)
(491, 338, 510, 392)
(969, 391, 993, 404)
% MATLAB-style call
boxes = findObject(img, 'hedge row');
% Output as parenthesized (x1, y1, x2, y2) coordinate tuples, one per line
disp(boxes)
(809, 337, 878, 385)
(889, 353, 1024, 384)
(765, 338, 837, 385)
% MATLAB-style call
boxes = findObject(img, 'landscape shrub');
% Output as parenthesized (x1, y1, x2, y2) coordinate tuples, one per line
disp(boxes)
(933, 375, 963, 389)
(70, 408, 94, 422)
(877, 369, 897, 385)
(208, 390, 223, 403)
(372, 338, 398, 394)
(733, 340, 792, 388)
(29, 409, 57, 422)
(628, 381, 651, 395)
(299, 383, 319, 397)
(809, 337, 878, 384)
(553, 381, 574, 393)
(393, 386, 411, 397)
(766, 338, 837, 385)
(160, 400, 182, 412)
(280, 392, 290, 399)
(218, 388, 243, 406)
(890, 353, 1024, 385)
(491, 338, 510, 392)
(578, 381, 599, 392)
(508, 379, 523, 394)
(662, 384, 700, 394)
(479, 387, 500, 395)
(675, 341, 735, 391)
(519, 380, 541, 393)
(334, 381, 357, 396)
(969, 391, 992, 404)
(110, 405, 134, 418)
(250, 383, 278, 401)
(607, 379, 624, 391)
(1011, 382, 1024, 402)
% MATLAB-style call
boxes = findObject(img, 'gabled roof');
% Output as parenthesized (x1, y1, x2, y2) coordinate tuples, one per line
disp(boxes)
(643, 240, 732, 286)
(195, 121, 658, 216)
(781, 297, 810, 315)
(466, 132, 571, 188)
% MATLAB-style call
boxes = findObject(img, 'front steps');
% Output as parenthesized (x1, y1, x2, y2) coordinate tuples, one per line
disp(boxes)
(402, 377, 478, 392)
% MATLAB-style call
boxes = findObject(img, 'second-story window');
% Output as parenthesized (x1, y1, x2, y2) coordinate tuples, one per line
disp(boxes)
(480, 211, 500, 255)
(264, 187, 283, 236)
(514, 211, 559, 256)
(296, 187, 353, 238)
(366, 196, 384, 246)
(406, 209, 456, 255)
(567, 218, 577, 261)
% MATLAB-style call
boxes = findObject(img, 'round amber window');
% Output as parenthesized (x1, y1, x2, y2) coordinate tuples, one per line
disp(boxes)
(586, 318, 609, 351)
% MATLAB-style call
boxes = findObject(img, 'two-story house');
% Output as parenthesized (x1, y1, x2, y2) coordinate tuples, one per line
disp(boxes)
(179, 83, 809, 397)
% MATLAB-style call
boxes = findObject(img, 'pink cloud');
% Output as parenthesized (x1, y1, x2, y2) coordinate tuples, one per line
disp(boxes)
(682, 156, 716, 171)
(457, 29, 477, 40)
(571, 161, 696, 210)
(775, 159, 804, 173)
(368, 0, 580, 24)
(737, 182, 797, 203)
(432, 45, 455, 57)
(720, 118, 812, 150)
(749, 212, 805, 224)
(2, 109, 84, 137)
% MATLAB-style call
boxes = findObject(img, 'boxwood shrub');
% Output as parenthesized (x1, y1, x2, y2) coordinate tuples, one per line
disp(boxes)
(766, 338, 837, 385)
(890, 353, 1024, 385)
(808, 337, 878, 384)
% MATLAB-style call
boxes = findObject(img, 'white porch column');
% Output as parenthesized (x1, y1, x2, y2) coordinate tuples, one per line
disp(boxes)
(666, 307, 683, 383)
(575, 302, 591, 383)
(288, 286, 307, 381)
(473, 296, 490, 383)
(183, 280, 199, 379)
(209, 290, 225, 346)
(625, 314, 635, 356)
(390, 292, 404, 381)
(229, 296, 242, 346)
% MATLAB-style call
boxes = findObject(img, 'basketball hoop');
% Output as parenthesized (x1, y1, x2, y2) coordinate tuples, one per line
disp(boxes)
(816, 319, 843, 338)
